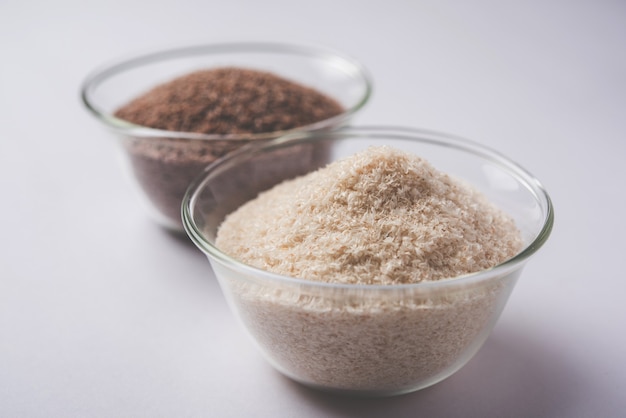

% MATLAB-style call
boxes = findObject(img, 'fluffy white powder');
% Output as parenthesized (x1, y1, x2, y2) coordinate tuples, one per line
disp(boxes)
(214, 146, 523, 393)
(217, 146, 522, 284)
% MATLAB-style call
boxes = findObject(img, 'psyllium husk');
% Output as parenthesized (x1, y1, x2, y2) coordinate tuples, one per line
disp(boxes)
(215, 146, 523, 391)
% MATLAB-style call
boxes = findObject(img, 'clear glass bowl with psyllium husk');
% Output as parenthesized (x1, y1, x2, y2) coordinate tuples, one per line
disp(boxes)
(182, 127, 553, 397)
(80, 42, 372, 231)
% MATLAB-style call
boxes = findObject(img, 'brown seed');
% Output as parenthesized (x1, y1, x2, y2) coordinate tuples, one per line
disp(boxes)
(114, 67, 344, 135)
(113, 67, 344, 228)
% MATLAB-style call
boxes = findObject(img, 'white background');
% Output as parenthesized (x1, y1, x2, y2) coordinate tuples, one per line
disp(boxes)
(2, 0, 625, 416)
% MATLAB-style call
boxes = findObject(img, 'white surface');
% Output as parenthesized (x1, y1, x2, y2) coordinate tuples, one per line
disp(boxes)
(1, 0, 625, 416)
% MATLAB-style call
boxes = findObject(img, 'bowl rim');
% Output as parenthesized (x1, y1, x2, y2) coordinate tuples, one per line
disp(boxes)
(79, 41, 373, 141)
(182, 126, 554, 291)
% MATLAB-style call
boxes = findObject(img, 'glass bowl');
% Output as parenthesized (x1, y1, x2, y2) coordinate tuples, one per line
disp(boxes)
(182, 127, 554, 397)
(81, 42, 372, 231)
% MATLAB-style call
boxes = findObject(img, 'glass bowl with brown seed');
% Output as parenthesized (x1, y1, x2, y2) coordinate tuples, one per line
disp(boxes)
(81, 42, 372, 231)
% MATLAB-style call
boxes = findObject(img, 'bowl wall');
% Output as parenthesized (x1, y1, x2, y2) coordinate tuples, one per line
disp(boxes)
(210, 254, 522, 396)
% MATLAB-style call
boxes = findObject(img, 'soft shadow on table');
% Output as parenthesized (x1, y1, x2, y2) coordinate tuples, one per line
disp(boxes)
(282, 328, 582, 418)
(160, 226, 200, 249)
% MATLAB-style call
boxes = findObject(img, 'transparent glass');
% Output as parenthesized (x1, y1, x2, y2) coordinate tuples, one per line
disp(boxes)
(81, 42, 372, 231)
(182, 127, 554, 397)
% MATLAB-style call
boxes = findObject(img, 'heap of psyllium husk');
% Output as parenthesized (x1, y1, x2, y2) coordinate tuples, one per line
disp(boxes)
(216, 146, 523, 392)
